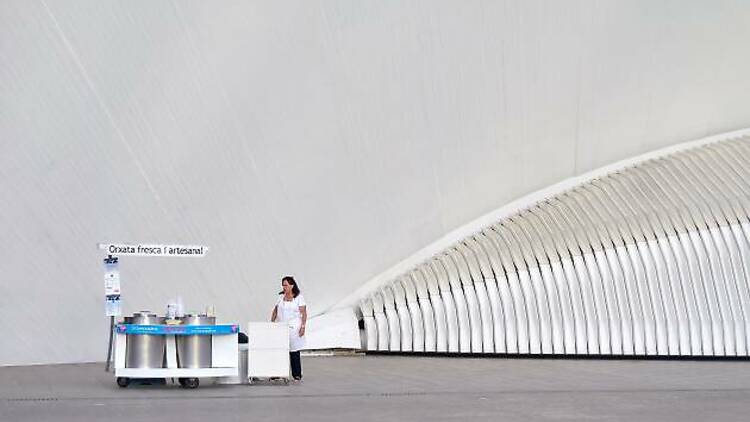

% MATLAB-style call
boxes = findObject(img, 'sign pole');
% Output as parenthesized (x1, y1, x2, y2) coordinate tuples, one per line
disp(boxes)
(103, 255, 120, 372)
(105, 315, 115, 372)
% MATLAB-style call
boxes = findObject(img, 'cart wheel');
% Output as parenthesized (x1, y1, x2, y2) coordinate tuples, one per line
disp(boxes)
(116, 377, 130, 388)
(179, 377, 199, 389)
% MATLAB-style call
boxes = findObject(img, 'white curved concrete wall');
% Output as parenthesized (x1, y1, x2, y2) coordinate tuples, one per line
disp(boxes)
(2, 0, 750, 365)
(357, 135, 750, 356)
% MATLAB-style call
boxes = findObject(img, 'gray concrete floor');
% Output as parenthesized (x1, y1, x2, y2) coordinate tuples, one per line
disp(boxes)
(1, 355, 750, 421)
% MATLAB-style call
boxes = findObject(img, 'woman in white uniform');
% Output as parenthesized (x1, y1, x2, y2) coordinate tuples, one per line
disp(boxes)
(270, 276, 307, 381)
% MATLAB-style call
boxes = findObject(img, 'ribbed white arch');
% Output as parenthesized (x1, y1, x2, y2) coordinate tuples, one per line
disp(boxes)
(478, 231, 518, 353)
(709, 147, 750, 354)
(360, 298, 378, 351)
(531, 205, 580, 354)
(612, 173, 675, 355)
(412, 268, 438, 352)
(466, 236, 505, 353)
(507, 218, 553, 354)
(518, 215, 565, 354)
(429, 260, 459, 352)
(549, 199, 601, 354)
(436, 255, 467, 352)
(371, 292, 389, 351)
(391, 281, 413, 352)
(684, 152, 750, 355)
(578, 185, 636, 355)
(563, 193, 619, 354)
(588, 179, 648, 355)
(356, 134, 750, 357)
(659, 159, 729, 355)
(642, 163, 692, 350)
(457, 242, 494, 353)
(400, 276, 425, 352)
(523, 209, 574, 354)
(492, 225, 532, 353)
(535, 202, 589, 354)
(670, 156, 730, 354)
(568, 190, 624, 355)
(448, 248, 483, 353)
(381, 286, 401, 351)
(626, 169, 694, 355)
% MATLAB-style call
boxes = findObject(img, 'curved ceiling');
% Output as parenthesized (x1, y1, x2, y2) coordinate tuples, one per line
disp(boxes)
(2, 1, 750, 364)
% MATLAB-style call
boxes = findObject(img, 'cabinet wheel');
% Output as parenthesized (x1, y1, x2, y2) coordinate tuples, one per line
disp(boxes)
(179, 377, 200, 389)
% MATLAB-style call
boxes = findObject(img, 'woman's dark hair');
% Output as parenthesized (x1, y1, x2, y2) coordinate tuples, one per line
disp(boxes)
(280, 276, 300, 297)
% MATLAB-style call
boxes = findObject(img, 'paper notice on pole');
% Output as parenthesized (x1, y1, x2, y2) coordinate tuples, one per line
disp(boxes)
(106, 295, 121, 317)
(104, 263, 120, 295)
(104, 257, 121, 316)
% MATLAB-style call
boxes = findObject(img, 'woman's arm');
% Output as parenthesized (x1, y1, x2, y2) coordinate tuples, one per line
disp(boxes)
(298, 306, 307, 336)
(270, 305, 277, 322)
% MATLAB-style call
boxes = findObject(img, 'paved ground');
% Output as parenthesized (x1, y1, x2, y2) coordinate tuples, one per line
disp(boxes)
(1, 355, 750, 421)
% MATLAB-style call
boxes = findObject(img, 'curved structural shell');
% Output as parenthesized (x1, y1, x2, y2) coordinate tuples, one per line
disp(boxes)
(348, 131, 750, 357)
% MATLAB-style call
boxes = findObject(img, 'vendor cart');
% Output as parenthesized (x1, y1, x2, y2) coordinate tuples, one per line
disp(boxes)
(114, 319, 239, 389)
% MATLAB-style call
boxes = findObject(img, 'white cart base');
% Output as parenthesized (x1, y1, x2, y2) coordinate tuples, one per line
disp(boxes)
(115, 367, 238, 378)
(114, 325, 239, 388)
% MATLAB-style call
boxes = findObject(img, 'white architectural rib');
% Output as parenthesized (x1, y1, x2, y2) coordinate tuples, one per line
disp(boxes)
(413, 268, 438, 352)
(353, 133, 750, 357)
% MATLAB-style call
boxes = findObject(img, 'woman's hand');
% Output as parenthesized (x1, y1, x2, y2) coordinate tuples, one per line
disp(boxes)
(299, 305, 307, 337)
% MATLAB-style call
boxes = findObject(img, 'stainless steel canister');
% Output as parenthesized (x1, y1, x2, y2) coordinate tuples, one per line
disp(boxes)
(176, 314, 216, 368)
(125, 312, 167, 368)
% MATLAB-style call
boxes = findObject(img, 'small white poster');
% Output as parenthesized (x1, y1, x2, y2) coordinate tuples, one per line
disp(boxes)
(104, 256, 121, 316)
(105, 295, 121, 317)
(104, 264, 120, 295)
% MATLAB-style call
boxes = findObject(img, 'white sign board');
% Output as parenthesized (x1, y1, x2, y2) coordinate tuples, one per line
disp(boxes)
(104, 263, 121, 295)
(98, 243, 209, 257)
(104, 256, 122, 316)
(106, 296, 121, 317)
